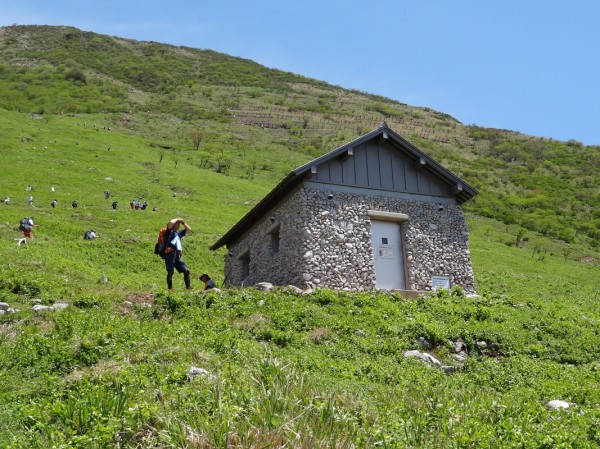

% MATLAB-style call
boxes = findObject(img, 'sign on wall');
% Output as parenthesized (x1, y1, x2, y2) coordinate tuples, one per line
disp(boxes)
(378, 244, 394, 259)
(431, 275, 450, 290)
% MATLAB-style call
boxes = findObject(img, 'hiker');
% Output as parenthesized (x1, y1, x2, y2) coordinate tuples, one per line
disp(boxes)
(21, 217, 36, 238)
(71, 200, 78, 208)
(104, 190, 110, 199)
(141, 201, 148, 210)
(83, 230, 97, 240)
(163, 218, 192, 291)
(4, 197, 10, 205)
(200, 274, 216, 290)
(28, 195, 34, 207)
(112, 200, 118, 210)
(51, 199, 57, 208)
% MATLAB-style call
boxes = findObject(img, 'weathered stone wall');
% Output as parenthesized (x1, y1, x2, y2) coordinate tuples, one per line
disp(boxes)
(224, 187, 309, 287)
(224, 186, 476, 293)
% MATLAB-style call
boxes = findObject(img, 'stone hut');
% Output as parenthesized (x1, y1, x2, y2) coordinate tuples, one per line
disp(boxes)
(211, 123, 478, 294)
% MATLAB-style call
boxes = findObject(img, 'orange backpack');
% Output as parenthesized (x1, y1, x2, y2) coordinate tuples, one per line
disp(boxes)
(154, 227, 172, 258)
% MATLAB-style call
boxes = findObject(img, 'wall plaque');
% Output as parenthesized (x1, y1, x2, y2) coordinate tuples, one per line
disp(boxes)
(432, 275, 450, 290)
(378, 244, 394, 259)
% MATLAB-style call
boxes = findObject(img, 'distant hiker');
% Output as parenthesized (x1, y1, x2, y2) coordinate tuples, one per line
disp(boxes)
(83, 230, 97, 240)
(130, 200, 135, 210)
(51, 186, 55, 192)
(51, 199, 57, 208)
(200, 274, 216, 290)
(112, 201, 118, 210)
(28, 195, 34, 207)
(152, 206, 158, 212)
(26, 185, 32, 191)
(163, 218, 192, 291)
(71, 200, 78, 208)
(20, 217, 36, 238)
(141, 201, 148, 210)
(4, 197, 10, 205)
(104, 190, 110, 199)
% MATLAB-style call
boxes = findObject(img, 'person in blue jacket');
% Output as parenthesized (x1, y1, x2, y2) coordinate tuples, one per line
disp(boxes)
(164, 217, 192, 291)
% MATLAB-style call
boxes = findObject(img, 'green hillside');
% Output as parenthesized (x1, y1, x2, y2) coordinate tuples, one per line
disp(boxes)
(0, 25, 599, 448)
(1, 25, 599, 250)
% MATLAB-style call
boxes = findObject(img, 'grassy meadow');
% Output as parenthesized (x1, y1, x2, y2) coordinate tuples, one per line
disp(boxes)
(0, 107, 599, 448)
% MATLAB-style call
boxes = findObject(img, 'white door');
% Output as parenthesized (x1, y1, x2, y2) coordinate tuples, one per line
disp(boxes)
(370, 220, 405, 290)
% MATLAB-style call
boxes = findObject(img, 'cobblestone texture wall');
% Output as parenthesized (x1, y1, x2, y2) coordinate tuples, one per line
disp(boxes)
(224, 186, 476, 293)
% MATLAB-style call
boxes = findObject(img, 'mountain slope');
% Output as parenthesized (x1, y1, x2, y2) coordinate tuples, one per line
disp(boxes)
(1, 24, 599, 252)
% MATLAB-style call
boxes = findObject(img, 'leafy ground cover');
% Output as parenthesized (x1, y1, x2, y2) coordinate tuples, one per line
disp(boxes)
(0, 249, 599, 447)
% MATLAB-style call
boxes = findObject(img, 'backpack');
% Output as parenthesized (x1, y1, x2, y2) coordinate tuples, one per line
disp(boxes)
(154, 227, 171, 258)
(19, 217, 30, 231)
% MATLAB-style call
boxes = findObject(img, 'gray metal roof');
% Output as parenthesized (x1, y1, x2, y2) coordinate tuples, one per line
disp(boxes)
(210, 123, 477, 250)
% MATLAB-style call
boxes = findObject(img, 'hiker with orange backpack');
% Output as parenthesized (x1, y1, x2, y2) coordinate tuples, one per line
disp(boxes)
(161, 217, 192, 291)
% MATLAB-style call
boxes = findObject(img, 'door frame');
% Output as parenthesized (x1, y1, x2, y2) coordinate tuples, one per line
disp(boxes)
(368, 210, 409, 290)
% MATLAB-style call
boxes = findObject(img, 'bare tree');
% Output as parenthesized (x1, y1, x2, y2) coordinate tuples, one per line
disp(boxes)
(189, 129, 205, 150)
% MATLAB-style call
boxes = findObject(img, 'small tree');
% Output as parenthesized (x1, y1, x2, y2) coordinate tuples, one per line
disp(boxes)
(515, 227, 527, 247)
(189, 129, 205, 150)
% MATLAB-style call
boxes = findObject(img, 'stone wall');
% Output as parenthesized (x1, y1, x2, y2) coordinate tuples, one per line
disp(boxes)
(224, 186, 476, 293)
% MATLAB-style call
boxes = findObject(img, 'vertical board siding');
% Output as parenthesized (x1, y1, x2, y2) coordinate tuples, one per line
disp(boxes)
(329, 159, 344, 184)
(311, 141, 453, 197)
(316, 163, 330, 182)
(391, 151, 407, 190)
(379, 145, 394, 190)
(366, 141, 381, 188)
(430, 176, 447, 195)
(417, 170, 431, 193)
(354, 145, 369, 186)
(342, 154, 356, 185)
(405, 158, 419, 191)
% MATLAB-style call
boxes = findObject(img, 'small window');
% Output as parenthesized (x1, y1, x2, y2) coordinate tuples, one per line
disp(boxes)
(267, 223, 281, 255)
(239, 250, 250, 279)
(270, 228, 281, 254)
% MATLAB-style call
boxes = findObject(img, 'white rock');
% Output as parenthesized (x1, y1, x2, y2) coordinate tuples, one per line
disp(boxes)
(0, 302, 9, 311)
(52, 303, 69, 310)
(32, 305, 53, 311)
(546, 400, 572, 410)
(188, 366, 213, 381)
(403, 350, 441, 366)
(254, 282, 273, 291)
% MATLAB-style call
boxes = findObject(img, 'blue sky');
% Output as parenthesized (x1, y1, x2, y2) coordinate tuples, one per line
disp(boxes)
(2, 1, 599, 145)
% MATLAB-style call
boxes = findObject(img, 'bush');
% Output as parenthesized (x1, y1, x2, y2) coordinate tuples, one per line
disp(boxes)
(64, 69, 86, 84)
